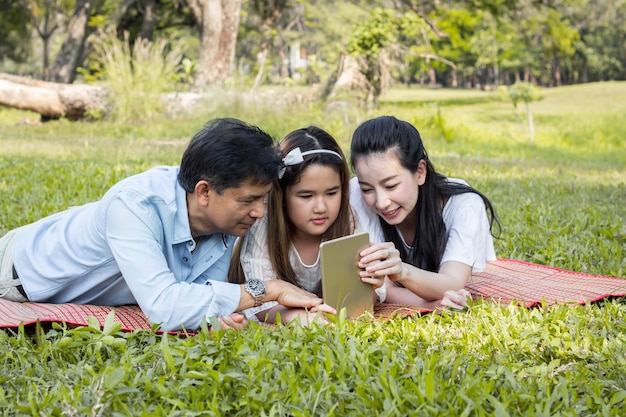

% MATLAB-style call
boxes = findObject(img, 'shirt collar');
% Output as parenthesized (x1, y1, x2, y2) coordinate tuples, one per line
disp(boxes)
(173, 178, 194, 245)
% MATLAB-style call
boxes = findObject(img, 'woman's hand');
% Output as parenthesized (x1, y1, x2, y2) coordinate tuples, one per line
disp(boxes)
(357, 242, 403, 285)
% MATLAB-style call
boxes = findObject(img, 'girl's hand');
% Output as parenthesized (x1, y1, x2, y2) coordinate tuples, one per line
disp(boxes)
(278, 307, 333, 325)
(438, 288, 472, 310)
(218, 313, 249, 330)
(266, 280, 337, 315)
(308, 303, 338, 315)
(358, 242, 403, 283)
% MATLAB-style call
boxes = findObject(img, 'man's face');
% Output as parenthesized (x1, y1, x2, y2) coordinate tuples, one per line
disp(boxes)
(201, 179, 271, 237)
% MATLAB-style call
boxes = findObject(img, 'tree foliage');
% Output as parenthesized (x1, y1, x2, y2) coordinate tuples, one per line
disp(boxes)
(0, 0, 33, 64)
(507, 80, 540, 141)
(0, 0, 625, 102)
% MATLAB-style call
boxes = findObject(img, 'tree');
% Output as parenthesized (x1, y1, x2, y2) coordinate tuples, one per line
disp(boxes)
(0, 0, 32, 64)
(345, 8, 397, 108)
(48, 0, 98, 83)
(344, 5, 456, 107)
(295, 0, 375, 90)
(245, 0, 291, 91)
(186, 0, 242, 89)
(431, 7, 483, 87)
(23, 0, 65, 80)
(508, 81, 539, 141)
(140, 0, 157, 39)
(541, 8, 579, 86)
(538, 0, 618, 84)
(47, 0, 152, 83)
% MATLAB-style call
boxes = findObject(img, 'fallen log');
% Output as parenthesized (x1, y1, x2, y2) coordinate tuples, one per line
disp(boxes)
(0, 72, 106, 120)
(0, 72, 321, 122)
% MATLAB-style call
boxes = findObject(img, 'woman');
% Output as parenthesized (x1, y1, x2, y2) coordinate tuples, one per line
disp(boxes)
(349, 116, 500, 309)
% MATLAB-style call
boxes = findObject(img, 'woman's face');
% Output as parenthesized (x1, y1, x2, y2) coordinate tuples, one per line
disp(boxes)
(354, 149, 426, 227)
(285, 164, 342, 240)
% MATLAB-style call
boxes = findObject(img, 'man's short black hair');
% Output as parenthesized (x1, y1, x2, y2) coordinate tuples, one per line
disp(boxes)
(178, 118, 280, 194)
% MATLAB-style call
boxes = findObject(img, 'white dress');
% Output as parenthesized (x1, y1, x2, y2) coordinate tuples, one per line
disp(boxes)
(349, 176, 496, 273)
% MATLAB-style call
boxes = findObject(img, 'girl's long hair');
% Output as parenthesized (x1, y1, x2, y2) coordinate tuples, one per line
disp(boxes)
(350, 116, 500, 272)
(229, 126, 355, 287)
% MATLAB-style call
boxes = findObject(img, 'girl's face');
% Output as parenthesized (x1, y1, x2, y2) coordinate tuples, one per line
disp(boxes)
(285, 164, 342, 240)
(354, 149, 426, 227)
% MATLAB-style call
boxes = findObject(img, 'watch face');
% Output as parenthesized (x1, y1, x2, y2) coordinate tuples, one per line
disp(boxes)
(247, 279, 265, 295)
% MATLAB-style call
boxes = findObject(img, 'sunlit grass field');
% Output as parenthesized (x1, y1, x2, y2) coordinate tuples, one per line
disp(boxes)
(0, 82, 624, 415)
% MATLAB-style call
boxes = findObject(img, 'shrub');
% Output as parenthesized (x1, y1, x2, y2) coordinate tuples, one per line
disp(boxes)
(91, 30, 182, 124)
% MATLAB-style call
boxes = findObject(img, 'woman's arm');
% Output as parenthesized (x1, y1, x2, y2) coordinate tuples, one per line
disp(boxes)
(392, 260, 471, 301)
(358, 242, 471, 301)
(359, 190, 494, 301)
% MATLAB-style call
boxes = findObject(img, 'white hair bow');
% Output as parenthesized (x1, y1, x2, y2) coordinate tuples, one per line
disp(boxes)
(278, 147, 343, 179)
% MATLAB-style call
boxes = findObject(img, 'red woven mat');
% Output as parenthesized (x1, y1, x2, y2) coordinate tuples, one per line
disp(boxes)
(0, 300, 150, 331)
(466, 258, 626, 308)
(1, 259, 624, 330)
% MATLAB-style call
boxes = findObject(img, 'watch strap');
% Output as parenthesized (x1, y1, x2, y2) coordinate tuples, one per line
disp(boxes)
(245, 279, 266, 307)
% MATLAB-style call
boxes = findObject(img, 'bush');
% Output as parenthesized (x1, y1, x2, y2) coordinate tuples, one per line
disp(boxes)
(91, 30, 182, 124)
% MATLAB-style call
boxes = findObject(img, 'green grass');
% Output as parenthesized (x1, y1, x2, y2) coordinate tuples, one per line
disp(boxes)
(2, 303, 625, 415)
(1, 82, 625, 415)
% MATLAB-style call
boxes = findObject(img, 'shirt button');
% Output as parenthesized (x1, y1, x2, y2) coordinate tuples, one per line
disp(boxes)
(188, 241, 193, 246)
(183, 257, 188, 262)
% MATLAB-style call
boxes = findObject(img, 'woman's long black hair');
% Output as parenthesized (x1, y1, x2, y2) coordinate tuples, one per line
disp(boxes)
(350, 116, 500, 272)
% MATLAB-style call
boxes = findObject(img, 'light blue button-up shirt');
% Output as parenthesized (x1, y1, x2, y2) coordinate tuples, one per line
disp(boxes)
(13, 166, 242, 331)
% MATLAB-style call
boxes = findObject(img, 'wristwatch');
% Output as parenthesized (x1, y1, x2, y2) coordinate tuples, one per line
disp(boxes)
(245, 279, 266, 307)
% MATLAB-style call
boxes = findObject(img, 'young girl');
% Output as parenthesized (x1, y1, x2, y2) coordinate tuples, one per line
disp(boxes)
(229, 126, 386, 324)
(349, 116, 500, 309)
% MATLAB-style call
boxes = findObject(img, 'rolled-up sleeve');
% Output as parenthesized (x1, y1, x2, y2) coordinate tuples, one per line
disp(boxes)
(238, 219, 279, 321)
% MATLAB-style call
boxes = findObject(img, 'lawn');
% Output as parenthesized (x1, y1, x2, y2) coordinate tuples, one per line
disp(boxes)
(0, 82, 625, 415)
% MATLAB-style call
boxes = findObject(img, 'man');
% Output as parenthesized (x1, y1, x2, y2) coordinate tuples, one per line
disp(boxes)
(0, 118, 333, 331)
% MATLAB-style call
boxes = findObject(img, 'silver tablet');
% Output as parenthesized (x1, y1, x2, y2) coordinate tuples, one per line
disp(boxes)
(319, 232, 374, 318)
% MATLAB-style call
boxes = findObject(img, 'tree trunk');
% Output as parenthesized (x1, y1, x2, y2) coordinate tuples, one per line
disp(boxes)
(553, 52, 562, 87)
(140, 0, 156, 40)
(251, 45, 269, 91)
(188, 0, 242, 90)
(31, 0, 60, 80)
(493, 61, 499, 86)
(278, 41, 289, 80)
(525, 102, 534, 142)
(77, 0, 138, 74)
(427, 58, 437, 87)
(379, 49, 391, 96)
(329, 55, 378, 108)
(319, 53, 344, 101)
(0, 72, 106, 120)
(41, 31, 55, 81)
(48, 0, 95, 84)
